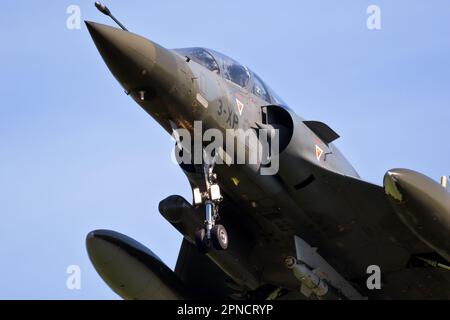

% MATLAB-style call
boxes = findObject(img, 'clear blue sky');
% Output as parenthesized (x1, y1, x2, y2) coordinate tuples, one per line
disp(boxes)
(0, 0, 449, 299)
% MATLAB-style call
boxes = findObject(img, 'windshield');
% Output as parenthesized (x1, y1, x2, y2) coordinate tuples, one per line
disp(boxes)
(208, 49, 250, 88)
(174, 47, 287, 105)
(222, 57, 250, 88)
(252, 72, 270, 102)
(251, 71, 286, 105)
(174, 47, 220, 73)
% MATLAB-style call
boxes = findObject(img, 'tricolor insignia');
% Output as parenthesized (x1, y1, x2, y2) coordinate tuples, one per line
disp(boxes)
(236, 98, 244, 116)
(315, 145, 324, 161)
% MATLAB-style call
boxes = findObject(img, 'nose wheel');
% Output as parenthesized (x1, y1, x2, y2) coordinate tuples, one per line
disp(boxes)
(195, 224, 228, 252)
(211, 224, 228, 250)
(193, 158, 228, 253)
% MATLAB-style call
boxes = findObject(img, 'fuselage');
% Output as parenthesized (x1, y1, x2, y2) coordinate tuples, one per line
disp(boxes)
(86, 21, 367, 291)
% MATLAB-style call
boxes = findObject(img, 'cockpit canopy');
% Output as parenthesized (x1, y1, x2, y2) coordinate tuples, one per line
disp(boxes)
(174, 47, 285, 105)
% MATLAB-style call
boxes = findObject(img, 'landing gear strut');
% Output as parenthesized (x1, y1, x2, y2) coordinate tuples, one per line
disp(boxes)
(193, 160, 228, 253)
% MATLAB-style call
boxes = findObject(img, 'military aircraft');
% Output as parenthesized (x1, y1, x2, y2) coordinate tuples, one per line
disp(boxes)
(85, 2, 450, 300)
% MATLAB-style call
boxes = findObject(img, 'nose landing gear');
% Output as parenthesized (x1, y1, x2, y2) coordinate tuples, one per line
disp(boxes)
(193, 161, 228, 253)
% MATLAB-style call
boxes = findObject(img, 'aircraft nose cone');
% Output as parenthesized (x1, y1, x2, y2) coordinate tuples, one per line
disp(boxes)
(85, 21, 157, 91)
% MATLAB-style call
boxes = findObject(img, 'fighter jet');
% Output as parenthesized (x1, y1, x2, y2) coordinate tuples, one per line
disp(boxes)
(85, 3, 450, 300)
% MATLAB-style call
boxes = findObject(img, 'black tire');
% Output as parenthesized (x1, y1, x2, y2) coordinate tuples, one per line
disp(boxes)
(211, 224, 228, 250)
(195, 228, 211, 254)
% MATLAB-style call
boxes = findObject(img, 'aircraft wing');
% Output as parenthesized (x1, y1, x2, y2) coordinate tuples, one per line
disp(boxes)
(176, 156, 449, 299)
(298, 159, 450, 298)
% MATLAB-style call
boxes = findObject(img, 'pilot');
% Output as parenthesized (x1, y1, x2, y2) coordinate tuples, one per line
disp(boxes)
(226, 63, 249, 87)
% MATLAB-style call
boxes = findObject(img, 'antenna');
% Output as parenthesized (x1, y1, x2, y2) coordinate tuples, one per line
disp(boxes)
(94, 2, 128, 31)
